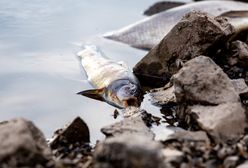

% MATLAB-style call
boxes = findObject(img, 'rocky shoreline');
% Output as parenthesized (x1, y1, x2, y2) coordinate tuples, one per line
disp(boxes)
(1, 10, 248, 168)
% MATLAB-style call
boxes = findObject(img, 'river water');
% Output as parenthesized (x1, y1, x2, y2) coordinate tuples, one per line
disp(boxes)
(0, 0, 177, 142)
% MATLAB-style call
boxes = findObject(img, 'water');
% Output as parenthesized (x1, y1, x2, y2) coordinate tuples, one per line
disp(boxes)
(0, 0, 174, 142)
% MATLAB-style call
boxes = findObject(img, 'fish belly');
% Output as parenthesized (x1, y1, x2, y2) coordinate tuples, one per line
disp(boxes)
(80, 55, 134, 89)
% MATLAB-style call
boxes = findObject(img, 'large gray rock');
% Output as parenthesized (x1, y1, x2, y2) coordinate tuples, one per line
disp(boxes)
(171, 56, 247, 143)
(133, 11, 234, 87)
(0, 118, 52, 167)
(93, 134, 165, 168)
(173, 56, 240, 105)
(189, 103, 247, 143)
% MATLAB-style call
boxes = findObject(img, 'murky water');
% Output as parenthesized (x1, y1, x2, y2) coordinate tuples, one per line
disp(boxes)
(0, 0, 178, 142)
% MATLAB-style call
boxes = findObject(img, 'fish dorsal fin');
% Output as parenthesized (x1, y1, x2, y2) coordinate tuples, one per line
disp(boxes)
(144, 1, 186, 16)
(220, 10, 248, 18)
(77, 88, 105, 102)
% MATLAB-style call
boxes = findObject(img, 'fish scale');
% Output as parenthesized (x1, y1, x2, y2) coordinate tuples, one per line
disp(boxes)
(104, 1, 248, 50)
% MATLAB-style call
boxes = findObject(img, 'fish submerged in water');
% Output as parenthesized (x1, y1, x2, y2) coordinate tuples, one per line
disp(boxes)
(104, 1, 248, 50)
(77, 45, 142, 109)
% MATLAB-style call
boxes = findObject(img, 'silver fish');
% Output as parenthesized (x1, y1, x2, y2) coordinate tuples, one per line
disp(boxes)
(104, 1, 248, 50)
(77, 45, 142, 109)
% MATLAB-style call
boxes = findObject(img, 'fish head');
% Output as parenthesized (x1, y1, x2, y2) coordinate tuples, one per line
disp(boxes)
(106, 79, 143, 108)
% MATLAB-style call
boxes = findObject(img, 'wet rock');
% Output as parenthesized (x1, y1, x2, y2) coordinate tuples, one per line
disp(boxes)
(173, 56, 240, 105)
(101, 108, 154, 140)
(0, 118, 53, 167)
(133, 11, 234, 87)
(50, 117, 90, 149)
(166, 130, 210, 145)
(49, 117, 92, 168)
(93, 134, 165, 168)
(150, 82, 177, 106)
(189, 103, 247, 143)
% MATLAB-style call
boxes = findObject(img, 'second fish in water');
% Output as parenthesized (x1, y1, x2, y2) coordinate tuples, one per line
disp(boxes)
(77, 45, 142, 109)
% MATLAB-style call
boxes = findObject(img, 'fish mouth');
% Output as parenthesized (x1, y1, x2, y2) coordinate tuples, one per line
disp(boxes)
(123, 97, 140, 107)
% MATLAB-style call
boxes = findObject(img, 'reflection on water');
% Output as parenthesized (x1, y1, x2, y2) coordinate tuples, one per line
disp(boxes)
(0, 0, 168, 142)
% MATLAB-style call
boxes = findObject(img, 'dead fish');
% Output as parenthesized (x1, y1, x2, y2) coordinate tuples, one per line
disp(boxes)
(104, 1, 248, 50)
(77, 45, 142, 109)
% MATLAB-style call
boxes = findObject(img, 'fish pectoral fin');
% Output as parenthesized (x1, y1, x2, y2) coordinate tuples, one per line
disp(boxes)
(220, 10, 248, 18)
(144, 1, 186, 16)
(77, 88, 105, 102)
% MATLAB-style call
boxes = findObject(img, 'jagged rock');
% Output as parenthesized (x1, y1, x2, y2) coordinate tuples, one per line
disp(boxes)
(173, 56, 240, 105)
(228, 41, 248, 67)
(166, 130, 210, 145)
(93, 134, 165, 168)
(133, 11, 234, 87)
(101, 108, 154, 140)
(231, 78, 248, 98)
(189, 103, 247, 143)
(49, 117, 91, 168)
(0, 118, 53, 167)
(50, 117, 90, 149)
(150, 82, 177, 106)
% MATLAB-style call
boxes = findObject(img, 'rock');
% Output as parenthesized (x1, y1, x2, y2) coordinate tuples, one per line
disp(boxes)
(229, 41, 248, 67)
(49, 117, 92, 168)
(133, 11, 234, 87)
(101, 109, 154, 140)
(162, 148, 184, 167)
(223, 156, 239, 168)
(144, 1, 186, 16)
(237, 161, 248, 168)
(150, 82, 177, 106)
(166, 130, 210, 145)
(0, 118, 53, 167)
(173, 56, 240, 105)
(189, 103, 247, 143)
(50, 117, 90, 149)
(231, 78, 248, 98)
(93, 134, 165, 168)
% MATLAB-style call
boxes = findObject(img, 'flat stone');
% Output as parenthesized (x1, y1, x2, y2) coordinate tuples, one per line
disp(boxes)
(50, 117, 90, 149)
(93, 134, 165, 168)
(0, 118, 52, 167)
(173, 56, 240, 105)
(162, 148, 184, 167)
(101, 112, 154, 140)
(150, 83, 177, 106)
(189, 103, 247, 143)
(166, 130, 210, 145)
(133, 11, 234, 87)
